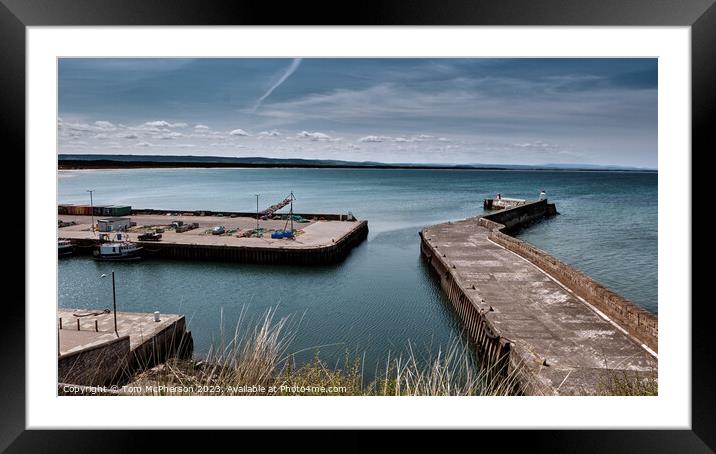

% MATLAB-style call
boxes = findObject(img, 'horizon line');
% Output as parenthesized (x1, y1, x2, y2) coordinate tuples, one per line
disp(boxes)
(57, 153, 657, 172)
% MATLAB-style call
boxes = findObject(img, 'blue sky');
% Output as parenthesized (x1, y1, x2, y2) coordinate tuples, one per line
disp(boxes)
(58, 58, 657, 167)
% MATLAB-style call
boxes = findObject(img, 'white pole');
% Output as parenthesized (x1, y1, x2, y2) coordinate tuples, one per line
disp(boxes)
(256, 194, 260, 230)
(87, 189, 95, 232)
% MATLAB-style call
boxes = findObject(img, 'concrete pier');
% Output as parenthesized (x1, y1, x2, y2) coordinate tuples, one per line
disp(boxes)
(58, 210, 368, 265)
(58, 309, 193, 388)
(420, 199, 657, 395)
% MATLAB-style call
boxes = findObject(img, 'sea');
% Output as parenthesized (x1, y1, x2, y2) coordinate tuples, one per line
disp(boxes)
(57, 168, 657, 369)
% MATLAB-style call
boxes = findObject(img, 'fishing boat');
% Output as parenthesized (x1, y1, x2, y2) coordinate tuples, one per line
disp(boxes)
(58, 239, 74, 257)
(93, 241, 143, 261)
(93, 233, 142, 260)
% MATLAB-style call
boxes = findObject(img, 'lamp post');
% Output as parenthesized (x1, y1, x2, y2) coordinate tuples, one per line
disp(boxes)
(87, 189, 95, 232)
(101, 271, 118, 337)
(255, 194, 260, 230)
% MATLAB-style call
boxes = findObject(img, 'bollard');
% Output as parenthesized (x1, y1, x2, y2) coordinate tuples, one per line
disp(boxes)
(95, 320, 98, 332)
(77, 319, 80, 331)
(59, 318, 63, 329)
(154, 311, 161, 322)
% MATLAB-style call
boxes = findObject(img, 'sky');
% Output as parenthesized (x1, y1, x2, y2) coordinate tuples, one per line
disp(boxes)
(58, 58, 657, 168)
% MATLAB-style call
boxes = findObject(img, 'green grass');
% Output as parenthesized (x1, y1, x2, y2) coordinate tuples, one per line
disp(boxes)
(597, 369, 658, 396)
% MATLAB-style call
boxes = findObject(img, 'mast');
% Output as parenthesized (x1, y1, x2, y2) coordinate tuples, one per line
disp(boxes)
(290, 191, 294, 232)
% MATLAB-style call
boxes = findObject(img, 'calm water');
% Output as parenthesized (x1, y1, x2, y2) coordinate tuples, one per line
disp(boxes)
(57, 168, 657, 367)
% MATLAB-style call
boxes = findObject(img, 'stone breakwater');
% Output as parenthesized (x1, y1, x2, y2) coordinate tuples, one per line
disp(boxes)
(420, 199, 657, 395)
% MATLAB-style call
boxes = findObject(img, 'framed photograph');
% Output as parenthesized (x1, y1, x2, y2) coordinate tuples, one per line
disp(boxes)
(6, 0, 712, 449)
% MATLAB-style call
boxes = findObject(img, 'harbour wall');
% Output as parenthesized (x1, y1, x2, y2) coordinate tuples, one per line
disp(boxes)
(58, 335, 131, 387)
(420, 199, 658, 393)
(58, 315, 193, 388)
(127, 315, 194, 372)
(66, 220, 369, 265)
(418, 201, 558, 386)
(478, 203, 657, 352)
(419, 238, 514, 373)
(481, 198, 557, 231)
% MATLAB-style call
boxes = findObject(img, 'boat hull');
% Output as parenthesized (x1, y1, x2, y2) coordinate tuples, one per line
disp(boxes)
(58, 247, 74, 257)
(93, 254, 142, 261)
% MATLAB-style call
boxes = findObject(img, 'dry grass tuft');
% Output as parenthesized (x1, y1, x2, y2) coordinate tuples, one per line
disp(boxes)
(124, 309, 524, 396)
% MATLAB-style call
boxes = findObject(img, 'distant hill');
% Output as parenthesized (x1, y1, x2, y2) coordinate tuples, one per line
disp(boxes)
(58, 154, 656, 172)
(540, 163, 654, 171)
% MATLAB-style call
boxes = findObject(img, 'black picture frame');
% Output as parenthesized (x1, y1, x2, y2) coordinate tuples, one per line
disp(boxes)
(4, 0, 711, 451)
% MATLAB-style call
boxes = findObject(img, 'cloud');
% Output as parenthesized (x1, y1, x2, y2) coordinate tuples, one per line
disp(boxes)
(252, 58, 303, 112)
(297, 131, 332, 141)
(135, 142, 152, 147)
(194, 124, 210, 130)
(229, 128, 250, 136)
(259, 130, 281, 137)
(512, 140, 554, 150)
(357, 135, 438, 144)
(94, 133, 110, 140)
(118, 133, 139, 139)
(359, 135, 391, 143)
(94, 120, 116, 130)
(144, 120, 187, 128)
(144, 121, 171, 127)
(157, 132, 183, 140)
(254, 76, 656, 140)
(64, 122, 95, 132)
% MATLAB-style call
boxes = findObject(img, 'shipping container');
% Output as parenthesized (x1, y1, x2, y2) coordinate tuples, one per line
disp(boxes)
(108, 205, 132, 216)
(58, 204, 73, 215)
(92, 205, 107, 216)
(69, 204, 91, 216)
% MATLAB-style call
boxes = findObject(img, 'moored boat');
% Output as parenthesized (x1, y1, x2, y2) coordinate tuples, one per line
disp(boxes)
(58, 239, 74, 257)
(93, 241, 143, 261)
